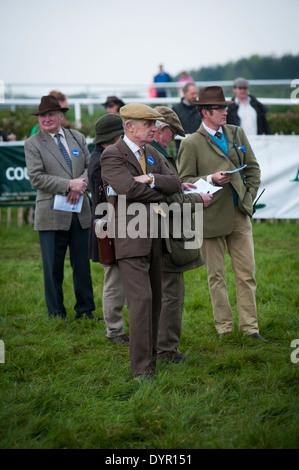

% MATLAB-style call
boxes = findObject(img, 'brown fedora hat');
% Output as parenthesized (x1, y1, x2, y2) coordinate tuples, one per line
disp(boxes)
(103, 95, 125, 108)
(193, 86, 233, 106)
(31, 95, 69, 116)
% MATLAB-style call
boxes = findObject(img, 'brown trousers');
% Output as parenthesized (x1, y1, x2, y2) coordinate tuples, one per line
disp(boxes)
(117, 237, 164, 377)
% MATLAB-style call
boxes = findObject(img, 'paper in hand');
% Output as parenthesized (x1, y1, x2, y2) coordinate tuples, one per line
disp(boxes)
(184, 178, 222, 195)
(224, 164, 247, 174)
(53, 194, 83, 213)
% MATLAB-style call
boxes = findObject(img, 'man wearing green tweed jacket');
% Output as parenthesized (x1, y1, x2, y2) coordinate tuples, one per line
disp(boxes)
(151, 106, 212, 362)
(178, 86, 264, 340)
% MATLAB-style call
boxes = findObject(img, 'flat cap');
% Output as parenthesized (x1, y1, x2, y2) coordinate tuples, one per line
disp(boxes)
(233, 77, 249, 88)
(120, 103, 165, 122)
(154, 106, 185, 137)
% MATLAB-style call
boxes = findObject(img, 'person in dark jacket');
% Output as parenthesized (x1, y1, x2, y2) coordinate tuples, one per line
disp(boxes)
(172, 82, 202, 155)
(227, 77, 270, 135)
(88, 114, 129, 345)
(151, 106, 212, 363)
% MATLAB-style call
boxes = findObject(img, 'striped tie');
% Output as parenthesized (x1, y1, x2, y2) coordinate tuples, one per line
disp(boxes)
(55, 134, 72, 171)
(138, 148, 146, 174)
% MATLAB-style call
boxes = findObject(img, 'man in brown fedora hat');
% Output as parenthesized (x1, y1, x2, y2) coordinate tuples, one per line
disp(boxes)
(101, 103, 181, 380)
(25, 95, 98, 322)
(103, 96, 125, 115)
(150, 106, 212, 363)
(178, 86, 265, 341)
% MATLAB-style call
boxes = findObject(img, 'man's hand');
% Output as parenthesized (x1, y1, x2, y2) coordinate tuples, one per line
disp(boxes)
(66, 178, 87, 203)
(182, 182, 197, 191)
(199, 192, 213, 208)
(68, 178, 87, 193)
(212, 171, 232, 186)
(134, 175, 151, 184)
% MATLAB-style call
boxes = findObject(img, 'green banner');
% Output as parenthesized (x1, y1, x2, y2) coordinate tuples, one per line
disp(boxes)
(0, 143, 95, 207)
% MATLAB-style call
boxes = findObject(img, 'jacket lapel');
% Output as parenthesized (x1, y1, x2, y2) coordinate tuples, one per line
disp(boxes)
(197, 124, 227, 160)
(117, 138, 142, 174)
(41, 129, 73, 176)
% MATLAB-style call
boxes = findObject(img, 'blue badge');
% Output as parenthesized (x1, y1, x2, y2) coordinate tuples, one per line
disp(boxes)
(72, 149, 80, 157)
(147, 156, 154, 166)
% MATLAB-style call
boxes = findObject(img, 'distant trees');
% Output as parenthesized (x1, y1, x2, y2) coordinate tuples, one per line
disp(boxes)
(179, 54, 299, 81)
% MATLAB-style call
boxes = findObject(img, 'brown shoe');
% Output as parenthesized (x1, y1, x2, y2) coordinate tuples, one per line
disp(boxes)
(107, 334, 129, 345)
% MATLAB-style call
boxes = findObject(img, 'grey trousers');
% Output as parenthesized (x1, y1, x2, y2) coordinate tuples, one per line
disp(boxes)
(157, 271, 185, 359)
(102, 264, 126, 338)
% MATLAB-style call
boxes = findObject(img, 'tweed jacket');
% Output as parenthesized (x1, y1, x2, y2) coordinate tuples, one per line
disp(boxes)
(178, 124, 261, 238)
(150, 140, 204, 273)
(24, 128, 91, 231)
(100, 137, 181, 260)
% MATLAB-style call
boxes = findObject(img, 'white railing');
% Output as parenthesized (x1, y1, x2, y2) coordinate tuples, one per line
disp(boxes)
(2, 79, 298, 127)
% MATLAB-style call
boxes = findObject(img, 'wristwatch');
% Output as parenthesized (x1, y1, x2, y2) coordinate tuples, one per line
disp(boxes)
(148, 173, 154, 185)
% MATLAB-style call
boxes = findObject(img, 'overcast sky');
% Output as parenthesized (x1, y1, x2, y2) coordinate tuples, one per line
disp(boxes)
(1, 0, 299, 88)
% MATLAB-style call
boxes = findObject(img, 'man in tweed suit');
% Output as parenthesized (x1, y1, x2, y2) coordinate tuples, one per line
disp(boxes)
(101, 103, 181, 380)
(25, 95, 97, 321)
(178, 87, 264, 341)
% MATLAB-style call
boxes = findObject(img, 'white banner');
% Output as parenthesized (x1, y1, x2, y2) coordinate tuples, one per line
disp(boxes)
(249, 135, 299, 219)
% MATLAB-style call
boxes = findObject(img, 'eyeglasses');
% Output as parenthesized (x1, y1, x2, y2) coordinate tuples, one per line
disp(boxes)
(210, 106, 228, 112)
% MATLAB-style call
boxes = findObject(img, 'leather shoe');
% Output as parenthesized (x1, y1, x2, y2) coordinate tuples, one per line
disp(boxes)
(218, 331, 232, 339)
(49, 311, 67, 320)
(249, 332, 267, 342)
(107, 334, 129, 345)
(159, 352, 187, 364)
(75, 312, 104, 322)
(133, 370, 156, 382)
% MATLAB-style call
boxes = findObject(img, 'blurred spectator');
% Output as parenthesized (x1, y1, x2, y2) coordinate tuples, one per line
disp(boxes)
(178, 71, 194, 96)
(0, 128, 16, 141)
(154, 64, 172, 98)
(30, 90, 72, 136)
(227, 77, 270, 135)
(173, 82, 201, 155)
(103, 96, 125, 115)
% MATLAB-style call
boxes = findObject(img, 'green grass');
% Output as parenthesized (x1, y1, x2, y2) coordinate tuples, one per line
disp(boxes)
(0, 214, 298, 449)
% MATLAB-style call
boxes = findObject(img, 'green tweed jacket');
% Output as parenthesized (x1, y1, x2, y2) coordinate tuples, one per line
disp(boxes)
(178, 124, 261, 238)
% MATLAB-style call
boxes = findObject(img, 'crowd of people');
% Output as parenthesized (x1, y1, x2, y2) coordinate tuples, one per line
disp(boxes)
(23, 75, 269, 381)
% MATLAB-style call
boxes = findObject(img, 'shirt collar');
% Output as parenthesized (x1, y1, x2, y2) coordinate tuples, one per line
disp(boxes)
(123, 135, 142, 154)
(50, 127, 64, 139)
(202, 121, 222, 136)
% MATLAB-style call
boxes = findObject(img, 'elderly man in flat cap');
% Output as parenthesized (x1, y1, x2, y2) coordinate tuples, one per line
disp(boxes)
(150, 106, 212, 363)
(178, 86, 265, 341)
(101, 103, 181, 380)
(25, 95, 97, 322)
(88, 114, 129, 345)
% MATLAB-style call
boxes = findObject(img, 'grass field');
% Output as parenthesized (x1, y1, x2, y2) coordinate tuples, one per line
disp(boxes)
(0, 215, 298, 450)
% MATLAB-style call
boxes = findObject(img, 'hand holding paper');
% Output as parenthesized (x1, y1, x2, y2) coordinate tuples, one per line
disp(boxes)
(183, 178, 222, 195)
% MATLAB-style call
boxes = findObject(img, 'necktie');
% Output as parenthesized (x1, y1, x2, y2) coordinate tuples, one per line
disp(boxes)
(138, 148, 166, 217)
(55, 134, 72, 171)
(138, 148, 146, 174)
(214, 131, 222, 139)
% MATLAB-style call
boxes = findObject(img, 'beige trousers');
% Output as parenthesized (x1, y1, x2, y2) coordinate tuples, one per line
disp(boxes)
(201, 207, 259, 335)
(102, 265, 126, 338)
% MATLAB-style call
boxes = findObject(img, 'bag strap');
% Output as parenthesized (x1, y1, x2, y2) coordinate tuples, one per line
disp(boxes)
(198, 130, 239, 169)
